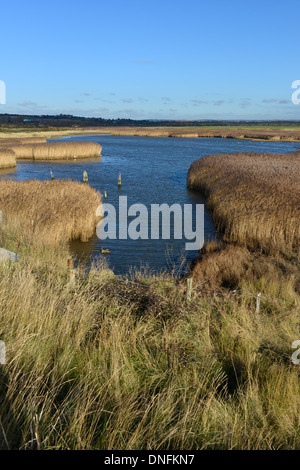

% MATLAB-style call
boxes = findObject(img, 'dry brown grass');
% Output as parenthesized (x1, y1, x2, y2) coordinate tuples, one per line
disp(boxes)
(0, 180, 102, 244)
(87, 126, 300, 141)
(0, 137, 47, 147)
(2, 125, 300, 142)
(0, 149, 16, 169)
(6, 141, 102, 160)
(190, 241, 300, 300)
(187, 151, 300, 255)
(0, 249, 299, 450)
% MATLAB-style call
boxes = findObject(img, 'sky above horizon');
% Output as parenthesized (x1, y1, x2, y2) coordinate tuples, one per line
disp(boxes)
(1, 0, 299, 120)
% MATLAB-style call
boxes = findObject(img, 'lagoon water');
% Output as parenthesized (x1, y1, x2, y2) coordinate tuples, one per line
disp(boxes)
(1, 134, 298, 275)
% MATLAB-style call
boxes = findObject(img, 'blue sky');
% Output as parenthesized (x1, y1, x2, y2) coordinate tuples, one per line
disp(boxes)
(1, 0, 299, 120)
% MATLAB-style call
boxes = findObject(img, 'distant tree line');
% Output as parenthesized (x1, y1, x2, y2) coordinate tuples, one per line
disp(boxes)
(0, 113, 299, 129)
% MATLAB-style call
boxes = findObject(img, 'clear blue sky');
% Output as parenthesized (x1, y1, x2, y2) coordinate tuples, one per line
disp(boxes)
(1, 0, 299, 120)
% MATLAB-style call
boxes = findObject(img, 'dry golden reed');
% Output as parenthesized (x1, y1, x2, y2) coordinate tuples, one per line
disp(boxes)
(0, 149, 16, 168)
(0, 179, 102, 244)
(0, 252, 298, 450)
(187, 151, 300, 254)
(88, 126, 300, 141)
(6, 141, 102, 160)
(0, 137, 47, 146)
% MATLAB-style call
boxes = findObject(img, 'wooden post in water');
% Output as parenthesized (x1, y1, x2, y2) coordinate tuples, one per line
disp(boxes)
(187, 278, 193, 301)
(83, 170, 88, 184)
(104, 191, 107, 200)
(118, 173, 122, 187)
(255, 292, 261, 314)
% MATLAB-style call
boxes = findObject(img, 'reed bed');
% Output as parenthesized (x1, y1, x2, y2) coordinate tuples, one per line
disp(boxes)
(0, 149, 16, 169)
(187, 151, 300, 254)
(0, 137, 47, 146)
(0, 179, 101, 244)
(91, 126, 300, 141)
(7, 141, 102, 160)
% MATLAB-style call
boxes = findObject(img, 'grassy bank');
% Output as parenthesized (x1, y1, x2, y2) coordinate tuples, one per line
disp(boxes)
(187, 150, 299, 300)
(0, 226, 299, 449)
(4, 142, 102, 160)
(77, 126, 300, 141)
(0, 149, 16, 169)
(187, 151, 300, 255)
(0, 180, 102, 245)
(1, 125, 300, 142)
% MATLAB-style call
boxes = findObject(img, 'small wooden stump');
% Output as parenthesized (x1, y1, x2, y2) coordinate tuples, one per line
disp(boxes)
(187, 278, 193, 301)
(255, 292, 261, 314)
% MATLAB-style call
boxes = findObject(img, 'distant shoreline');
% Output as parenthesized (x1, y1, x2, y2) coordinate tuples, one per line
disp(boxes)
(1, 125, 300, 143)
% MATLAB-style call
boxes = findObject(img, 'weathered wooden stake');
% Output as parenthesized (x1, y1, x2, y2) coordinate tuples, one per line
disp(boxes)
(118, 173, 122, 187)
(187, 278, 193, 301)
(83, 170, 88, 184)
(104, 191, 107, 200)
(0, 340, 5, 365)
(255, 292, 261, 314)
(69, 269, 76, 285)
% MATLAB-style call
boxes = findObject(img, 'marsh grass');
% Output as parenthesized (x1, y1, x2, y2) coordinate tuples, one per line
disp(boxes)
(187, 151, 300, 254)
(7, 142, 102, 160)
(0, 149, 16, 169)
(0, 180, 102, 244)
(0, 236, 299, 450)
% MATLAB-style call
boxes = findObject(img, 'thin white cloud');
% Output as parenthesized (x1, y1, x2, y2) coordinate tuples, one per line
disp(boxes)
(190, 99, 208, 106)
(262, 98, 278, 103)
(17, 100, 37, 107)
(213, 100, 225, 106)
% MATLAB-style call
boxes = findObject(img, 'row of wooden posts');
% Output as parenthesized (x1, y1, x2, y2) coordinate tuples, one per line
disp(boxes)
(50, 170, 122, 195)
(66, 265, 264, 312)
(187, 278, 262, 311)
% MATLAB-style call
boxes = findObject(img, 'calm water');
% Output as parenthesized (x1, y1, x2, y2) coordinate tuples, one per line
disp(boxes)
(1, 135, 298, 275)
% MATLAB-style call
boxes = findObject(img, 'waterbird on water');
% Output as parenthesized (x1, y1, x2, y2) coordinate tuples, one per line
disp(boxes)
(100, 248, 111, 255)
